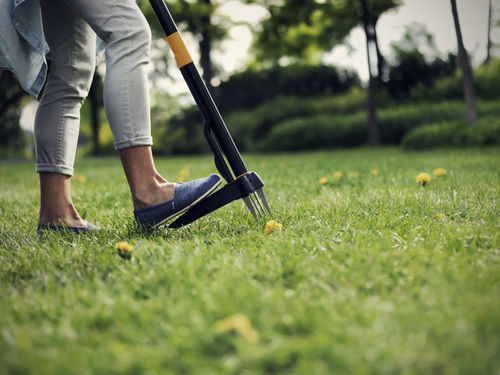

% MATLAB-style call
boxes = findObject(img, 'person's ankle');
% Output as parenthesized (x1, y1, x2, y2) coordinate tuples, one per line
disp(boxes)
(133, 182, 175, 210)
(39, 208, 85, 227)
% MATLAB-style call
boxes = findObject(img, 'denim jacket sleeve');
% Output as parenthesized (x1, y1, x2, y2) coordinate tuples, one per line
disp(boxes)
(0, 0, 48, 97)
(0, 0, 106, 98)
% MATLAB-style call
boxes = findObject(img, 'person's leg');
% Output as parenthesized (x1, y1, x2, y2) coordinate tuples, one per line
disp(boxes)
(37, 0, 220, 230)
(66, 0, 217, 214)
(119, 146, 174, 210)
(38, 173, 82, 227)
(63, 0, 166, 211)
(36, 0, 97, 227)
(65, 0, 153, 151)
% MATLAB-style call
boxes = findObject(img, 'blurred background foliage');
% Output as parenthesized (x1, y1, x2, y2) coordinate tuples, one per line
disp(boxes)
(1, 0, 499, 158)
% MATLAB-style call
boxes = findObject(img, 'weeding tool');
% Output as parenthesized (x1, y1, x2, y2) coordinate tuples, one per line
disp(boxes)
(148, 0, 271, 228)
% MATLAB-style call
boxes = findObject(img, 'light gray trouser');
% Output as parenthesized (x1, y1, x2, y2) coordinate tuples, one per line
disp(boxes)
(35, 0, 153, 175)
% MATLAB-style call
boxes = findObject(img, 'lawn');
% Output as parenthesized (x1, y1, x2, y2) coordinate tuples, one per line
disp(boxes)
(0, 147, 499, 374)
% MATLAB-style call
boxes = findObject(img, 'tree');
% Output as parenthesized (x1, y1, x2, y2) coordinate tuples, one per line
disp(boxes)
(0, 70, 29, 155)
(246, 0, 400, 147)
(485, 0, 500, 65)
(357, 0, 401, 146)
(360, 0, 380, 146)
(486, 0, 493, 64)
(244, 0, 359, 66)
(141, 0, 229, 94)
(387, 23, 457, 100)
(450, 0, 478, 125)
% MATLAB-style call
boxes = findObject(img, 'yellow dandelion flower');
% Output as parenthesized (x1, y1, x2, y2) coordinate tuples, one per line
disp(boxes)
(370, 169, 379, 177)
(437, 213, 446, 220)
(71, 174, 87, 183)
(214, 313, 259, 343)
(332, 171, 343, 180)
(264, 220, 283, 234)
(279, 163, 286, 170)
(115, 241, 134, 259)
(416, 172, 431, 186)
(116, 241, 133, 252)
(433, 168, 447, 177)
(178, 167, 190, 182)
(348, 172, 359, 178)
(319, 177, 329, 185)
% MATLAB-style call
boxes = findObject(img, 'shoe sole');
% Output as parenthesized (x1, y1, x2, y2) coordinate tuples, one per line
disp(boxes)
(153, 178, 222, 229)
(37, 222, 101, 234)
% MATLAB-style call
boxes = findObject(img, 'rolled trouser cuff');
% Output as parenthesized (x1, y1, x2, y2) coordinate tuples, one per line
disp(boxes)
(36, 163, 74, 176)
(114, 136, 153, 150)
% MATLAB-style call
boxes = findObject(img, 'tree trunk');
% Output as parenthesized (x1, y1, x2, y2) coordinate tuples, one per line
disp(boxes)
(485, 0, 492, 64)
(198, 0, 214, 94)
(373, 17, 387, 84)
(360, 0, 380, 146)
(89, 71, 101, 155)
(450, 0, 478, 125)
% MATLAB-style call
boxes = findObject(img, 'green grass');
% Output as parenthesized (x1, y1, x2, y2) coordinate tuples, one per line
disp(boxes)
(1, 147, 499, 374)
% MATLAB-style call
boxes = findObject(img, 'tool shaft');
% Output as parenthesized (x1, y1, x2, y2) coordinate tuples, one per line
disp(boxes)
(181, 65, 248, 178)
(148, 0, 248, 180)
(148, 0, 272, 227)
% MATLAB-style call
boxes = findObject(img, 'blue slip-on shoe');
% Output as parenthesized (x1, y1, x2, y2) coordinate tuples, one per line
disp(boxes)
(37, 222, 101, 234)
(134, 173, 222, 230)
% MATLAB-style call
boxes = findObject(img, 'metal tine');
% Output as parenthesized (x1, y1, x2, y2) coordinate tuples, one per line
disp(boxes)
(256, 188, 272, 215)
(243, 196, 259, 221)
(250, 191, 265, 217)
(249, 192, 265, 218)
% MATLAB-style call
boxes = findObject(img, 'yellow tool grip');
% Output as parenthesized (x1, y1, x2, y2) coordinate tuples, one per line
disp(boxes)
(166, 32, 193, 68)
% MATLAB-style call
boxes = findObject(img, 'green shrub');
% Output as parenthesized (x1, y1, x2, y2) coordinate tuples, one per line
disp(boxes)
(225, 88, 389, 151)
(259, 113, 366, 151)
(378, 101, 465, 143)
(380, 99, 500, 142)
(0, 133, 28, 158)
(401, 117, 500, 150)
(475, 58, 500, 99)
(387, 50, 457, 101)
(147, 88, 500, 154)
(213, 64, 360, 112)
(409, 58, 500, 102)
(478, 100, 500, 117)
(410, 74, 462, 101)
(151, 106, 208, 155)
(258, 101, 500, 152)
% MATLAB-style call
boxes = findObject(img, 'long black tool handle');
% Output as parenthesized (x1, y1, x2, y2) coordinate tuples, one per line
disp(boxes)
(148, 0, 248, 180)
(203, 121, 233, 182)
